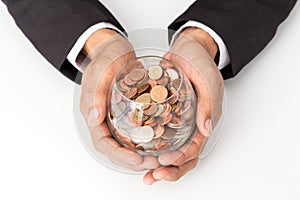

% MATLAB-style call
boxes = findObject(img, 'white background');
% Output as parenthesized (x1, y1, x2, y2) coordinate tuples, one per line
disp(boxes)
(0, 0, 299, 199)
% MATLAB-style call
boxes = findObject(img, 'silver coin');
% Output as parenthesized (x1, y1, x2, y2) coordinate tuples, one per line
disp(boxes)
(130, 126, 154, 144)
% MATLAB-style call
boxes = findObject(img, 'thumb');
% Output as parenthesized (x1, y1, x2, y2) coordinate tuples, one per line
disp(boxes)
(195, 85, 213, 138)
(87, 92, 107, 127)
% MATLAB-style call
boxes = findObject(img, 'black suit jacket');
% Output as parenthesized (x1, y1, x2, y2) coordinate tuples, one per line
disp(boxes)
(2, 0, 297, 82)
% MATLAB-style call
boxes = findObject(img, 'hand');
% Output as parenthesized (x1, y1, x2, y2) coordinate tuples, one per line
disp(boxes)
(143, 27, 224, 184)
(80, 29, 160, 171)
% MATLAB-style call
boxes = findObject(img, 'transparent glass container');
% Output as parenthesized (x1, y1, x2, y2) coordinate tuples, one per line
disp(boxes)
(106, 56, 197, 156)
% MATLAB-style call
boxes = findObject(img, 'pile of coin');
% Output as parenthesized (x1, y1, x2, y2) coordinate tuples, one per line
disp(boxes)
(107, 64, 196, 156)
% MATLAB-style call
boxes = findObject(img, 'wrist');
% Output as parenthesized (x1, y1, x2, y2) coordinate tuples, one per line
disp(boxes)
(83, 28, 119, 56)
(181, 27, 218, 59)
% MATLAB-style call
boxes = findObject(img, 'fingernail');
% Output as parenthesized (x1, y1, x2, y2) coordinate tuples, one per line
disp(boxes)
(152, 171, 162, 180)
(203, 119, 213, 137)
(88, 108, 100, 127)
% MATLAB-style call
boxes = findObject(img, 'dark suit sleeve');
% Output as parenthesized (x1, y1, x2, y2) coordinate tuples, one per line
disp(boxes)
(2, 0, 125, 83)
(168, 0, 297, 79)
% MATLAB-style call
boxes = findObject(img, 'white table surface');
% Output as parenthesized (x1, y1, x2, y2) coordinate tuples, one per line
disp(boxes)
(0, 1, 299, 199)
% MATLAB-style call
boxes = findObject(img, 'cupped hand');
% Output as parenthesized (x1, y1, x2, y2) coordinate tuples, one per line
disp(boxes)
(143, 27, 225, 184)
(80, 29, 160, 172)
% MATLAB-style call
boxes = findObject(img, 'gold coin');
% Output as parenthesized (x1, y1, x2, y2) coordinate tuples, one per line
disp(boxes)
(149, 65, 163, 80)
(150, 85, 168, 103)
(135, 93, 151, 109)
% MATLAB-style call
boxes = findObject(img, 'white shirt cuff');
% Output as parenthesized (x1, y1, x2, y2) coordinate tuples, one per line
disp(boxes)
(67, 22, 123, 72)
(171, 20, 231, 70)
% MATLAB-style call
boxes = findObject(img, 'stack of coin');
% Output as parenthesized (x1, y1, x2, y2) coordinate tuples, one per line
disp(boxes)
(107, 63, 196, 156)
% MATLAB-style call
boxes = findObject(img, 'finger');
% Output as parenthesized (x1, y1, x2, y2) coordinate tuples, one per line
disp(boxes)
(143, 170, 159, 185)
(163, 51, 213, 137)
(88, 120, 144, 170)
(141, 156, 160, 170)
(81, 47, 136, 122)
(80, 66, 111, 125)
(158, 129, 207, 166)
(153, 158, 198, 182)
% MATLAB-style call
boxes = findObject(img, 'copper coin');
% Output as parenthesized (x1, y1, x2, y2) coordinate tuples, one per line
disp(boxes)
(148, 79, 157, 88)
(130, 68, 146, 82)
(172, 78, 181, 90)
(142, 114, 150, 122)
(124, 87, 137, 99)
(157, 113, 173, 125)
(167, 116, 184, 129)
(153, 124, 165, 139)
(137, 70, 149, 84)
(157, 76, 169, 87)
(143, 117, 157, 127)
(174, 103, 183, 116)
(143, 104, 158, 116)
(150, 85, 168, 103)
(124, 73, 136, 86)
(159, 103, 171, 118)
(168, 92, 179, 105)
(137, 83, 150, 94)
(161, 127, 176, 140)
(117, 79, 129, 92)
